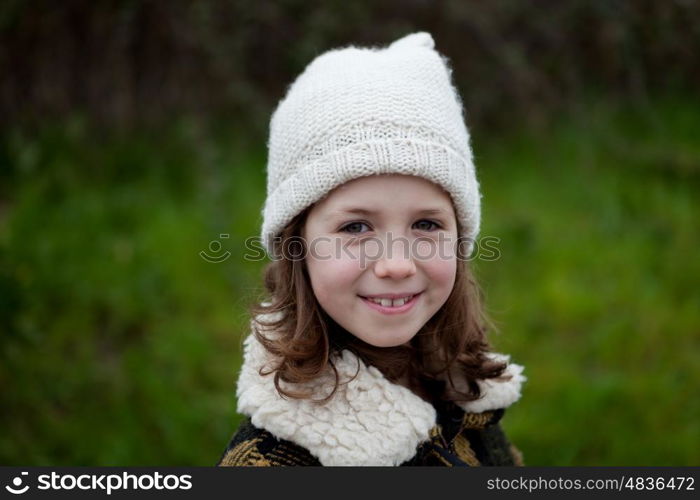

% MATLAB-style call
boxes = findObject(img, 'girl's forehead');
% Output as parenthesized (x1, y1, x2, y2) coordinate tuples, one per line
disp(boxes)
(307, 177, 456, 226)
(321, 174, 452, 205)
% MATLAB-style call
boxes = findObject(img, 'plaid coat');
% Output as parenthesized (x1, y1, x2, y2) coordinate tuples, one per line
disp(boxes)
(218, 405, 523, 466)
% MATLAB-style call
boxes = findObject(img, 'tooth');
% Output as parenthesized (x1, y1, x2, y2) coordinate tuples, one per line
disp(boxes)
(366, 295, 414, 307)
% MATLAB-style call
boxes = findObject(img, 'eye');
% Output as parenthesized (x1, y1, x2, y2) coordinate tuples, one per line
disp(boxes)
(414, 219, 441, 231)
(340, 221, 371, 234)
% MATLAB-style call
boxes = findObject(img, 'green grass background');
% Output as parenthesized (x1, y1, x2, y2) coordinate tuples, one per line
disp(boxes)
(1, 95, 698, 465)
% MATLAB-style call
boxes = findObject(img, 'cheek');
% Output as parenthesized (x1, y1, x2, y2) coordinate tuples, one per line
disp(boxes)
(418, 233, 457, 291)
(424, 255, 457, 297)
(305, 244, 363, 300)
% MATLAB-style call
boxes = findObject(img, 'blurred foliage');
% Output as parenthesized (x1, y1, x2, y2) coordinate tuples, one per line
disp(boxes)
(0, 117, 269, 464)
(1, 1, 699, 466)
(473, 95, 700, 465)
(1, 0, 700, 133)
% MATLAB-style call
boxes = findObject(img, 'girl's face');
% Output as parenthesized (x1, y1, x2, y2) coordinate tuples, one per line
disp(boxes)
(302, 174, 458, 348)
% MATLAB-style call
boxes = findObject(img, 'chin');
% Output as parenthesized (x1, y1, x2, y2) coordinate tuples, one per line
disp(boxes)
(361, 330, 417, 348)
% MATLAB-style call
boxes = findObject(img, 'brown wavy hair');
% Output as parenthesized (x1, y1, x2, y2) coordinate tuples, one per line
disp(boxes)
(247, 205, 508, 406)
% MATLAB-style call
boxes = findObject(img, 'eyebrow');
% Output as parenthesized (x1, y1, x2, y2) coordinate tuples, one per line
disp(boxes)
(327, 207, 449, 218)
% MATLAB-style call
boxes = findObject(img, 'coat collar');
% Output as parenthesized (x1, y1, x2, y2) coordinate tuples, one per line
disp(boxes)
(236, 318, 525, 466)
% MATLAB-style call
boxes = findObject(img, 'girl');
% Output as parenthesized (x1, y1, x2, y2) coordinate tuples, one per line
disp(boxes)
(218, 32, 525, 467)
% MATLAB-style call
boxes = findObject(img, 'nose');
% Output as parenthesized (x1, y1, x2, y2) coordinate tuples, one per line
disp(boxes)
(373, 239, 416, 279)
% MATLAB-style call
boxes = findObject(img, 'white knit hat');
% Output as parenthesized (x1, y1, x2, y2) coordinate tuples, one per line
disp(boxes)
(261, 31, 480, 256)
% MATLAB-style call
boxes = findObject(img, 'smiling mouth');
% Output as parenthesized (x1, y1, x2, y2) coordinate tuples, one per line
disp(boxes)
(358, 292, 423, 311)
(359, 294, 416, 307)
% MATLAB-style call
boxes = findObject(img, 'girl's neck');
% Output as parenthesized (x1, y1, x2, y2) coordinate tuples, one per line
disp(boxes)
(394, 371, 442, 405)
